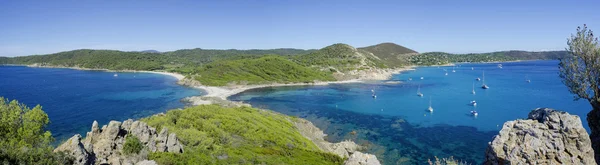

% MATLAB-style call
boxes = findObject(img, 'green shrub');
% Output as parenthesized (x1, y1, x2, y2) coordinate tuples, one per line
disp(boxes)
(0, 97, 74, 164)
(123, 135, 144, 155)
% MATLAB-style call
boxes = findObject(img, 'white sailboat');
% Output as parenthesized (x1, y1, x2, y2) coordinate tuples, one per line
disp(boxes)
(427, 97, 433, 112)
(417, 85, 423, 97)
(445, 72, 448, 76)
(452, 66, 456, 73)
(471, 82, 476, 95)
(113, 73, 118, 77)
(471, 109, 478, 116)
(481, 71, 489, 89)
(525, 75, 531, 83)
(371, 89, 377, 99)
(470, 100, 477, 106)
(471, 67, 474, 70)
(420, 77, 424, 80)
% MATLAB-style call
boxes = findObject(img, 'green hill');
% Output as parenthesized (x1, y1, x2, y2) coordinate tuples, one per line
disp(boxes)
(292, 43, 387, 72)
(142, 105, 344, 165)
(8, 49, 168, 70)
(358, 42, 418, 67)
(190, 55, 335, 86)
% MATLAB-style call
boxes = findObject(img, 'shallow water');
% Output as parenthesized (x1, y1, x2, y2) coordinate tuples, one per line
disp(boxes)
(230, 60, 592, 164)
(0, 66, 202, 141)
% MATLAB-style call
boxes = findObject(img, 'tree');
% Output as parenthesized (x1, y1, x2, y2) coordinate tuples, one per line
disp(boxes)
(559, 24, 600, 163)
(0, 97, 73, 164)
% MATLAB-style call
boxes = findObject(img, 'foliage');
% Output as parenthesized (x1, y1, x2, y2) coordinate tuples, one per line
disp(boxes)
(190, 55, 335, 86)
(0, 97, 73, 164)
(142, 105, 344, 165)
(559, 24, 600, 105)
(358, 42, 419, 67)
(292, 43, 388, 71)
(123, 135, 144, 155)
(559, 25, 600, 163)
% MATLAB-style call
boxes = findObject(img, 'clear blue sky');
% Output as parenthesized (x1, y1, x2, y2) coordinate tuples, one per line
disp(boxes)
(1, 0, 598, 56)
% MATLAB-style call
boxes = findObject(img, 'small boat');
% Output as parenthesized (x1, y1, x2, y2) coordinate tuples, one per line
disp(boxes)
(498, 64, 503, 69)
(445, 72, 448, 76)
(420, 77, 424, 80)
(113, 73, 118, 77)
(476, 77, 481, 81)
(427, 97, 433, 112)
(452, 66, 456, 73)
(471, 110, 478, 116)
(481, 71, 489, 89)
(471, 67, 474, 70)
(525, 75, 531, 83)
(417, 85, 423, 97)
(470, 100, 477, 106)
(372, 94, 377, 99)
(471, 82, 476, 95)
(408, 77, 412, 81)
(371, 89, 376, 99)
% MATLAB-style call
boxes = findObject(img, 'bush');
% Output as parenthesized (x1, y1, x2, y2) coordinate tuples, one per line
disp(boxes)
(123, 135, 144, 155)
(0, 97, 73, 164)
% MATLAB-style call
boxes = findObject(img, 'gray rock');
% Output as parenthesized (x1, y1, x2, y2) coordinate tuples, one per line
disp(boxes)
(54, 119, 184, 165)
(485, 108, 596, 165)
(345, 152, 381, 165)
(102, 121, 122, 140)
(54, 134, 91, 165)
(135, 160, 158, 165)
(91, 120, 100, 134)
(167, 133, 184, 153)
(155, 128, 169, 152)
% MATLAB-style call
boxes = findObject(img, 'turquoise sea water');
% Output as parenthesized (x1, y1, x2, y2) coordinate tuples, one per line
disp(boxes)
(0, 66, 202, 141)
(230, 60, 592, 164)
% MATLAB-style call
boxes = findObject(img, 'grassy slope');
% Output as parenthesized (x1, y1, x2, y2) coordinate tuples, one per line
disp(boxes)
(193, 55, 335, 86)
(358, 42, 418, 67)
(142, 105, 344, 165)
(292, 43, 387, 71)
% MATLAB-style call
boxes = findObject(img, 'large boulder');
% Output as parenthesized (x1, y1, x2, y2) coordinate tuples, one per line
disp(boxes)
(54, 119, 184, 165)
(485, 108, 596, 165)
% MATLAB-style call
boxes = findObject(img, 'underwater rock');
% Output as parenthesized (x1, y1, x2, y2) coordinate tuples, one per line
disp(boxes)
(54, 119, 184, 165)
(293, 118, 381, 165)
(485, 108, 595, 165)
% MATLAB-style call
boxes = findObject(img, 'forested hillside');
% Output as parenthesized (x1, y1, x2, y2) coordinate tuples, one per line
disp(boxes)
(0, 43, 569, 86)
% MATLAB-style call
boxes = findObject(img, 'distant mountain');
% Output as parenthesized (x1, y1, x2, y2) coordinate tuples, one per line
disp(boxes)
(409, 50, 569, 65)
(358, 43, 419, 67)
(140, 50, 161, 53)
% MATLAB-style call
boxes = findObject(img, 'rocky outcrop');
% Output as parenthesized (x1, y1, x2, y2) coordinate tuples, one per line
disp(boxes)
(485, 108, 596, 165)
(54, 119, 183, 165)
(293, 118, 381, 165)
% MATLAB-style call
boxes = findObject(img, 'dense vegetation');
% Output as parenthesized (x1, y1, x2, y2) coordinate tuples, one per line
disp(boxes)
(190, 55, 335, 86)
(358, 42, 419, 67)
(0, 43, 571, 86)
(408, 51, 567, 66)
(0, 97, 73, 164)
(142, 105, 344, 165)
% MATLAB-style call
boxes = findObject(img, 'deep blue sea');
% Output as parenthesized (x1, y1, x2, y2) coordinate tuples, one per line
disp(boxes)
(230, 60, 593, 164)
(0, 66, 202, 142)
